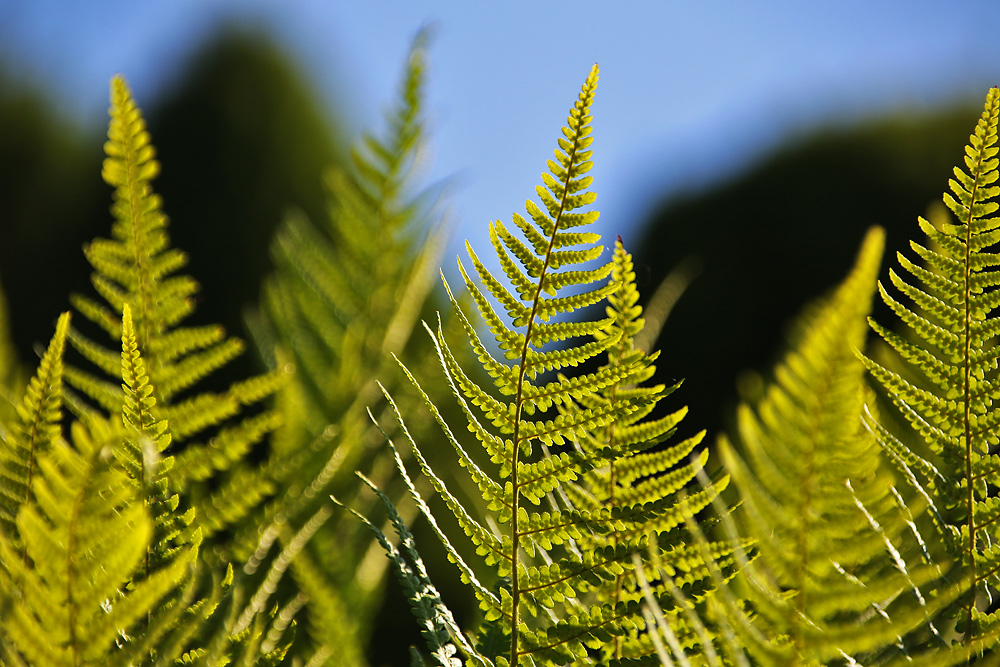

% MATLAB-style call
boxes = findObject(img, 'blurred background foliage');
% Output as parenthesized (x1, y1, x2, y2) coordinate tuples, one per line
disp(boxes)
(0, 17, 988, 665)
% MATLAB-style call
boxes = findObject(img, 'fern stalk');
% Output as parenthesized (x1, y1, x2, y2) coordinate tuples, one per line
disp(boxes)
(505, 65, 600, 667)
(957, 93, 993, 639)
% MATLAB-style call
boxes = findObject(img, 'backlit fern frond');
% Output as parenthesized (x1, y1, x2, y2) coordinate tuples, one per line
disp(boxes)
(67, 76, 286, 549)
(0, 311, 69, 543)
(719, 228, 951, 664)
(24, 75, 302, 665)
(362, 65, 731, 667)
(119, 303, 193, 575)
(863, 86, 1000, 650)
(335, 461, 484, 667)
(261, 29, 445, 436)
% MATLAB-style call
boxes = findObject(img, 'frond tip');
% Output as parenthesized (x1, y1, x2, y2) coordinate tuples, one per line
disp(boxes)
(103, 76, 161, 189)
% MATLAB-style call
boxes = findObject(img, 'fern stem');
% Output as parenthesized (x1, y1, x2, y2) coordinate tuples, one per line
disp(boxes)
(962, 136, 982, 647)
(607, 323, 627, 661)
(508, 76, 593, 667)
(67, 454, 84, 667)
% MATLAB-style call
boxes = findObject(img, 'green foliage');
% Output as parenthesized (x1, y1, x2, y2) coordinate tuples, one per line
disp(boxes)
(0, 311, 69, 542)
(558, 241, 736, 666)
(69, 75, 286, 551)
(0, 74, 297, 666)
(715, 228, 954, 665)
(6, 32, 1000, 667)
(250, 32, 462, 665)
(864, 86, 1000, 650)
(0, 411, 189, 667)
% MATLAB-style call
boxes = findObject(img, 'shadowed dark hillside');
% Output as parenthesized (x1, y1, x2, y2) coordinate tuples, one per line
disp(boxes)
(633, 107, 980, 439)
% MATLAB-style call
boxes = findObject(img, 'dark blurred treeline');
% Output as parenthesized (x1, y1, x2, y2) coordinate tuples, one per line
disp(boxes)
(632, 107, 981, 440)
(0, 26, 342, 383)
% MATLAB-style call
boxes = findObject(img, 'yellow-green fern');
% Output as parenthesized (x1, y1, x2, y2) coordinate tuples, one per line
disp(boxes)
(0, 75, 303, 665)
(557, 240, 735, 666)
(718, 228, 954, 665)
(362, 65, 731, 667)
(251, 34, 464, 665)
(863, 87, 1000, 651)
(0, 417, 190, 667)
(0, 312, 69, 544)
(68, 77, 286, 550)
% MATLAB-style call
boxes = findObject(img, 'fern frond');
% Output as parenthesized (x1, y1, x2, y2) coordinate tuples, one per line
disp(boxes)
(360, 65, 737, 667)
(29, 74, 300, 666)
(249, 32, 459, 664)
(720, 227, 953, 663)
(335, 470, 488, 667)
(119, 303, 194, 576)
(864, 87, 1000, 648)
(0, 312, 70, 542)
(546, 241, 731, 665)
(69, 75, 284, 551)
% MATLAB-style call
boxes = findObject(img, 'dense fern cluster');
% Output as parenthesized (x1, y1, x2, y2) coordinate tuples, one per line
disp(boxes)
(1, 33, 1000, 667)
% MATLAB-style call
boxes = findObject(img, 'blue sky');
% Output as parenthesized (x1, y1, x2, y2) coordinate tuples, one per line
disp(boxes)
(2, 2, 999, 270)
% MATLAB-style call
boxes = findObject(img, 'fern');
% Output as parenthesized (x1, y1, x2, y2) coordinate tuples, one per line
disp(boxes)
(556, 240, 734, 665)
(10, 33, 1000, 667)
(0, 417, 192, 667)
(0, 74, 303, 665)
(335, 460, 480, 667)
(361, 64, 730, 667)
(715, 227, 959, 664)
(69, 76, 286, 551)
(864, 86, 1000, 650)
(0, 311, 69, 543)
(0, 315, 196, 666)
